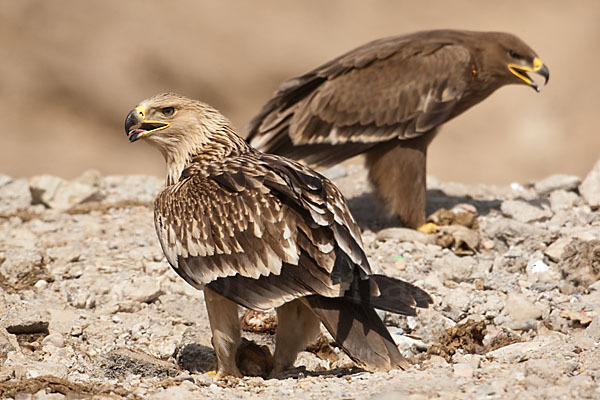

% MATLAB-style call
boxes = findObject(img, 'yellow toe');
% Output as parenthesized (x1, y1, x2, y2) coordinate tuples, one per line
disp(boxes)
(418, 222, 439, 234)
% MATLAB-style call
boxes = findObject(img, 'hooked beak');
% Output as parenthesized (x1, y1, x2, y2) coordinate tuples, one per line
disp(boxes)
(125, 106, 170, 142)
(508, 57, 550, 92)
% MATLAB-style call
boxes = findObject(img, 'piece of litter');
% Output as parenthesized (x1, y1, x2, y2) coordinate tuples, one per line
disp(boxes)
(529, 259, 550, 273)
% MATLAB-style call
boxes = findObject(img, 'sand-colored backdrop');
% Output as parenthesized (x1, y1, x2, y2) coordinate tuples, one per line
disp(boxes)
(1, 0, 598, 183)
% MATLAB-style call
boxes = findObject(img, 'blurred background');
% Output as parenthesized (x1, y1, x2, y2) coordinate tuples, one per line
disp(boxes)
(1, 0, 598, 184)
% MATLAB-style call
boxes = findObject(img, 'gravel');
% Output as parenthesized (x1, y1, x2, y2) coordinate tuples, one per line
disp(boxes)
(1, 164, 599, 399)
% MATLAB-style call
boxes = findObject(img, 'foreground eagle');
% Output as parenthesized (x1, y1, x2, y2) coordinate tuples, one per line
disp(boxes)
(124, 93, 432, 377)
(246, 29, 550, 229)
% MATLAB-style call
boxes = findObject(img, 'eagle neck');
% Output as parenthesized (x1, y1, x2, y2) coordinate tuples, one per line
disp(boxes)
(164, 126, 251, 186)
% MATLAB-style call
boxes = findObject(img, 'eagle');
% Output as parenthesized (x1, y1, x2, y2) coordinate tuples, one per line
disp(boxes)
(246, 29, 550, 229)
(124, 93, 432, 377)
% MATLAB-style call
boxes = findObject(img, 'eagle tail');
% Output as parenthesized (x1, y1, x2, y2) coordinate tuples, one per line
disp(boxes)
(368, 274, 433, 315)
(305, 295, 409, 371)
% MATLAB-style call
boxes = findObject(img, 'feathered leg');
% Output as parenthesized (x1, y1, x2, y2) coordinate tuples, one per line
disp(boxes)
(203, 287, 242, 377)
(271, 298, 321, 375)
(364, 131, 437, 229)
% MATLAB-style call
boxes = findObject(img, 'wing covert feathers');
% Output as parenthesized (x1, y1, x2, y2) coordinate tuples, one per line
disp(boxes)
(246, 32, 473, 167)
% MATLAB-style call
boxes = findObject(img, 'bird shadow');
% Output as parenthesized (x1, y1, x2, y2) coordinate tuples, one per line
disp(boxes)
(347, 189, 502, 232)
(176, 339, 365, 380)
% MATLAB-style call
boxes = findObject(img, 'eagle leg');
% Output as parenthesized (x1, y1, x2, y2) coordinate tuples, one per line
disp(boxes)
(364, 131, 437, 229)
(203, 287, 242, 378)
(271, 298, 321, 376)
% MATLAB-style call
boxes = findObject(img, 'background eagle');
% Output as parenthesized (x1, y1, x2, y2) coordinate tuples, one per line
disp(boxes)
(246, 30, 549, 229)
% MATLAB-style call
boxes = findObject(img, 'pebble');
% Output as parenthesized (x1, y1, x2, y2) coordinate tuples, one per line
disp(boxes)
(544, 237, 570, 262)
(549, 190, 580, 212)
(501, 199, 552, 223)
(0, 176, 32, 213)
(1, 302, 50, 334)
(503, 293, 542, 330)
(579, 159, 600, 207)
(123, 276, 163, 303)
(321, 165, 347, 180)
(534, 174, 581, 194)
(453, 363, 475, 378)
(41, 333, 65, 348)
(29, 174, 103, 210)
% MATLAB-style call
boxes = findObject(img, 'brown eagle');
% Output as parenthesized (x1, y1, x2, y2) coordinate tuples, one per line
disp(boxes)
(124, 93, 432, 377)
(246, 30, 550, 229)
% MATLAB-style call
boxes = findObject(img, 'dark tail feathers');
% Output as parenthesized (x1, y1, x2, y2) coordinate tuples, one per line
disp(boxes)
(366, 274, 433, 315)
(306, 295, 409, 371)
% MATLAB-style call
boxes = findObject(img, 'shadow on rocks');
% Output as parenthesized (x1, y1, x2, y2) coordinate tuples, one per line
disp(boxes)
(347, 190, 502, 231)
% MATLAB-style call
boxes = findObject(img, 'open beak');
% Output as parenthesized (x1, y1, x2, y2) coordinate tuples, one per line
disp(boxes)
(125, 106, 170, 142)
(508, 57, 550, 92)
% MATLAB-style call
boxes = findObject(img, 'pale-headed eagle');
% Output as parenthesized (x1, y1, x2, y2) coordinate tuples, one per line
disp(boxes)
(246, 30, 550, 229)
(124, 93, 432, 377)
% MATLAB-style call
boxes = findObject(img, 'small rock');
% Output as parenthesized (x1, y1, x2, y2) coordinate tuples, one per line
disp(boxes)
(41, 333, 64, 348)
(0, 327, 20, 358)
(501, 200, 552, 223)
(0, 176, 32, 213)
(579, 159, 600, 207)
(534, 174, 581, 194)
(453, 362, 474, 378)
(12, 361, 68, 380)
(0, 249, 47, 287)
(321, 165, 347, 180)
(442, 289, 472, 322)
(123, 276, 163, 303)
(29, 175, 103, 210)
(584, 316, 600, 341)
(559, 310, 593, 326)
(549, 190, 580, 212)
(375, 227, 436, 244)
(558, 239, 600, 289)
(544, 237, 570, 262)
(486, 341, 545, 363)
(1, 302, 50, 334)
(433, 253, 475, 283)
(503, 293, 542, 330)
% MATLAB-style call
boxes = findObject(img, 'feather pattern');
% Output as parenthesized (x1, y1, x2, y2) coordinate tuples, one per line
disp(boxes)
(154, 145, 373, 310)
(128, 93, 433, 374)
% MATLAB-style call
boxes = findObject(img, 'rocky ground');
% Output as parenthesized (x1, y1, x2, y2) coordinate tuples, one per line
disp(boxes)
(1, 161, 599, 399)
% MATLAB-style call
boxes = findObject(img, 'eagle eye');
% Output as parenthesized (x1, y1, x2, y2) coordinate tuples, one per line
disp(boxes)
(161, 107, 175, 117)
(508, 50, 520, 59)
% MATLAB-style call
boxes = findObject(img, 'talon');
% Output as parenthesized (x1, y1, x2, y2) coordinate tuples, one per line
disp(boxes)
(418, 222, 439, 234)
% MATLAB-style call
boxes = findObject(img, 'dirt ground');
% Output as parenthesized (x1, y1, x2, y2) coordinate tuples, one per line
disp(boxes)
(0, 162, 599, 399)
(1, 0, 600, 183)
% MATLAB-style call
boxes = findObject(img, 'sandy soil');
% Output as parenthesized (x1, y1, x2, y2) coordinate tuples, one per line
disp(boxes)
(1, 0, 600, 183)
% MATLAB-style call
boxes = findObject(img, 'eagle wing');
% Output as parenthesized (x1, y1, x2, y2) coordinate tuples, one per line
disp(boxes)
(153, 152, 370, 311)
(246, 34, 473, 166)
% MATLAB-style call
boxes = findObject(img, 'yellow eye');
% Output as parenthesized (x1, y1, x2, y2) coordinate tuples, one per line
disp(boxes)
(161, 107, 175, 117)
